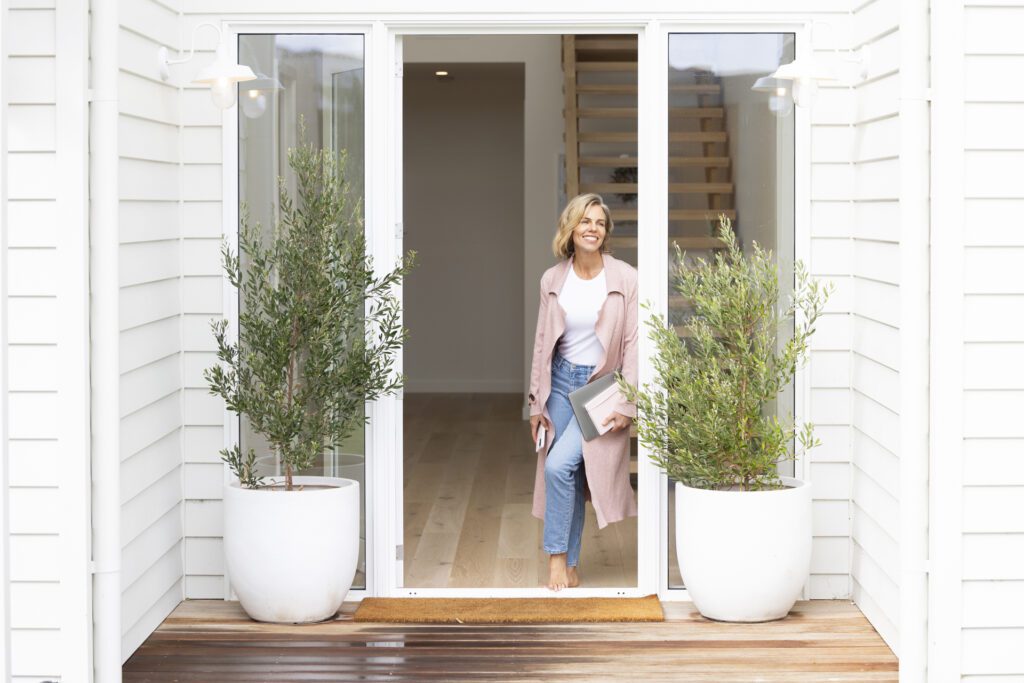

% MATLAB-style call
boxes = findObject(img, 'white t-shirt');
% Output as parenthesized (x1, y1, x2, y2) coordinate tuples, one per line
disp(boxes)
(556, 259, 607, 366)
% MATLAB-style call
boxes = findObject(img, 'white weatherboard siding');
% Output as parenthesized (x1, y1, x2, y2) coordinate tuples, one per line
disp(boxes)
(6, 4, 66, 680)
(806, 16, 858, 602)
(117, 0, 186, 661)
(178, 14, 228, 601)
(178, 3, 858, 601)
(25, 2, 1024, 675)
(847, 0, 903, 653)
(960, 3, 1024, 679)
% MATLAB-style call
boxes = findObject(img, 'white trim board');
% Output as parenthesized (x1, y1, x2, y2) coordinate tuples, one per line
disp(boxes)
(55, 0, 93, 672)
(929, 0, 965, 678)
(0, 0, 12, 677)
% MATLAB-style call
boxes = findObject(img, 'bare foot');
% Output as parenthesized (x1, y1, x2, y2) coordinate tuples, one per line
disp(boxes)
(547, 553, 569, 591)
(567, 565, 580, 588)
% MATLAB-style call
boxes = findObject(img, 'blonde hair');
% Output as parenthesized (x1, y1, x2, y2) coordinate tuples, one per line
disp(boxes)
(552, 193, 614, 259)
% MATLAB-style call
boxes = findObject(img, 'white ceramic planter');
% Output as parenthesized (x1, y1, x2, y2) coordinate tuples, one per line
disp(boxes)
(675, 476, 812, 622)
(334, 452, 367, 575)
(224, 475, 359, 623)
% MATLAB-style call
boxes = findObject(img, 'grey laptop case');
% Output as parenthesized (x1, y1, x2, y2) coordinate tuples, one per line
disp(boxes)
(568, 371, 619, 442)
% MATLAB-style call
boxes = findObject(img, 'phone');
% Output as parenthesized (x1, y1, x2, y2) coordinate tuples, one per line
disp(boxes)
(535, 423, 547, 451)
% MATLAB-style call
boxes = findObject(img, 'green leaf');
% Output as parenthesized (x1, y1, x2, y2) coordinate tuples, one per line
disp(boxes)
(205, 116, 416, 490)
(629, 214, 831, 491)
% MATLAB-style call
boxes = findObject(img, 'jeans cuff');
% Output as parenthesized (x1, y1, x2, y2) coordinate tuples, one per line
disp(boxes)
(543, 546, 568, 555)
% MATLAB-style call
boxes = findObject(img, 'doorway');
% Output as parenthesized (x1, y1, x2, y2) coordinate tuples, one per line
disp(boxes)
(399, 35, 640, 592)
(225, 18, 804, 603)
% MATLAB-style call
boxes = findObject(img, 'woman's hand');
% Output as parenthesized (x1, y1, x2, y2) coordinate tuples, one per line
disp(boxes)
(601, 412, 632, 433)
(530, 414, 552, 444)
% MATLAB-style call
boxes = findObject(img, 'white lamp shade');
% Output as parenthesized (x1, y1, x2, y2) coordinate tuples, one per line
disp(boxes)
(751, 76, 788, 94)
(766, 56, 840, 108)
(192, 43, 256, 86)
(771, 56, 839, 83)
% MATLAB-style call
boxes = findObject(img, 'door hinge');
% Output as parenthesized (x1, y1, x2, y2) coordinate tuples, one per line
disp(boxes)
(396, 544, 404, 561)
(395, 221, 404, 240)
(395, 62, 404, 78)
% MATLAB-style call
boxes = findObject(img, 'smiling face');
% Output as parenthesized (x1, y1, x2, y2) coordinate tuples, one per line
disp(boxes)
(571, 204, 608, 255)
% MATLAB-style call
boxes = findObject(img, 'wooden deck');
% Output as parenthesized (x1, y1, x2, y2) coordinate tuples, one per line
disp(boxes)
(122, 599, 898, 682)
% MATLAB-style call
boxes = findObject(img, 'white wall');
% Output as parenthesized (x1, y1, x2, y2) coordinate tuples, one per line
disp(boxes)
(403, 35, 564, 400)
(805, 11, 859, 602)
(4, 1, 91, 679)
(4, 4, 64, 679)
(847, 0, 903, 652)
(402, 51, 526, 393)
(176, 13, 234, 603)
(116, 0, 187, 661)
(956, 3, 1024, 679)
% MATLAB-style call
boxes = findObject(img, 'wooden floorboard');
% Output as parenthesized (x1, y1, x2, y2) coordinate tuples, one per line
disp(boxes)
(123, 599, 897, 682)
(404, 393, 638, 589)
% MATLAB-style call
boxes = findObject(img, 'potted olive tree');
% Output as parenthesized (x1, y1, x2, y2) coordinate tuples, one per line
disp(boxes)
(205, 125, 415, 623)
(617, 216, 831, 622)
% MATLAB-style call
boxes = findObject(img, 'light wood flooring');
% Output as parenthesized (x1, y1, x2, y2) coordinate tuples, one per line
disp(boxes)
(403, 392, 638, 589)
(123, 598, 898, 682)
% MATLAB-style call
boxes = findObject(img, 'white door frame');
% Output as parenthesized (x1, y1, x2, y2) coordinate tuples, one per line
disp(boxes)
(220, 14, 811, 604)
(385, 19, 656, 600)
(221, 21, 378, 604)
(652, 19, 812, 602)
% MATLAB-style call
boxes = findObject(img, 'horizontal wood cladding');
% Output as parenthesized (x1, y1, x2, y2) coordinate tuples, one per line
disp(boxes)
(5, 6, 64, 681)
(960, 3, 1024, 678)
(847, 0, 902, 657)
(113, 0, 186, 663)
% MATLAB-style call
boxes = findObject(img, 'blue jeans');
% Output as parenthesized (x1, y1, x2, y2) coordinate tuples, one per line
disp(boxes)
(542, 351, 595, 567)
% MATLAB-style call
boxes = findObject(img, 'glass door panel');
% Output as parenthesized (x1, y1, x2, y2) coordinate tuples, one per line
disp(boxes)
(237, 33, 368, 590)
(663, 32, 796, 590)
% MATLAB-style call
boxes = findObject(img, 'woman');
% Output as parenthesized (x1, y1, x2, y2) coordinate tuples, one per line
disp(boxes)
(527, 193, 639, 591)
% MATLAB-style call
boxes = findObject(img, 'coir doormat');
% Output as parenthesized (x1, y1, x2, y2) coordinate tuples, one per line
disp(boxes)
(353, 594, 664, 624)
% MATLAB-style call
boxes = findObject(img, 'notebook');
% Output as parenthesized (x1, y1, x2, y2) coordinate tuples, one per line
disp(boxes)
(568, 372, 624, 442)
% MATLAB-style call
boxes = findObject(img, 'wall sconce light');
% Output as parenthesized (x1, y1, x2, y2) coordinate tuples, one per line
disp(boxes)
(751, 76, 794, 117)
(769, 56, 840, 108)
(240, 73, 284, 119)
(158, 22, 256, 109)
(754, 22, 870, 109)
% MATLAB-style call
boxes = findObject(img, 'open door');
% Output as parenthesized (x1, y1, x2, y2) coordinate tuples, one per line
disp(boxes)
(392, 33, 645, 597)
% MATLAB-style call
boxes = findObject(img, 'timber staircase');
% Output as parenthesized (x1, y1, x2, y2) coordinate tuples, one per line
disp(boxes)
(562, 34, 737, 340)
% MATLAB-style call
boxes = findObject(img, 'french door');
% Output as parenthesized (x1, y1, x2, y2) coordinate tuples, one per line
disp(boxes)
(226, 17, 807, 603)
(383, 25, 660, 599)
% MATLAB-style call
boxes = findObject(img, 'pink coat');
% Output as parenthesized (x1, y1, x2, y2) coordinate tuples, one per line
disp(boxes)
(527, 252, 639, 529)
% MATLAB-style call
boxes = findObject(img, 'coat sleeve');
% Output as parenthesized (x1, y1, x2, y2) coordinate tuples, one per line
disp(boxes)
(615, 270, 638, 418)
(527, 275, 549, 417)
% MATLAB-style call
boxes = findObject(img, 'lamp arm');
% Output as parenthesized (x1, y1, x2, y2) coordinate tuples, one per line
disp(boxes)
(165, 22, 224, 67)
